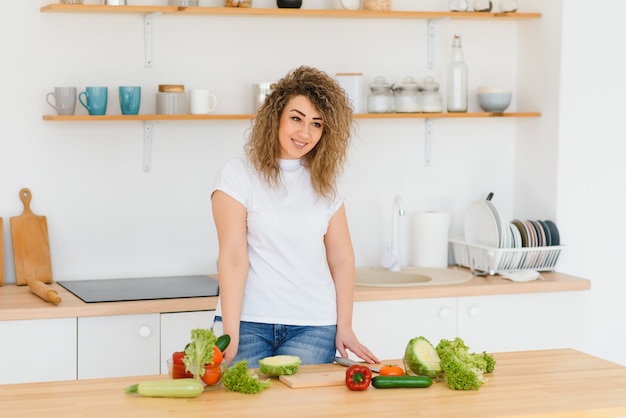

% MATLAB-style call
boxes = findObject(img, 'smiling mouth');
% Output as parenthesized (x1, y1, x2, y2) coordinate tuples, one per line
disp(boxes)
(292, 139, 307, 148)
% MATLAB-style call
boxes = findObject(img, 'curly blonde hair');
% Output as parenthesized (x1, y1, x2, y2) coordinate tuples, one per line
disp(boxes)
(245, 66, 354, 200)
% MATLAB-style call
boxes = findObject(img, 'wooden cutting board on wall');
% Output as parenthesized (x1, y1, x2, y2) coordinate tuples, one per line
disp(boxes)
(10, 188, 53, 286)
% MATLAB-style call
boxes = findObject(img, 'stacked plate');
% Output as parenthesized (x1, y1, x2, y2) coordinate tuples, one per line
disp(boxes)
(464, 199, 560, 250)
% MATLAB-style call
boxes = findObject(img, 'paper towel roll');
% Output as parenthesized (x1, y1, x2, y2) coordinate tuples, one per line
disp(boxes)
(411, 211, 451, 268)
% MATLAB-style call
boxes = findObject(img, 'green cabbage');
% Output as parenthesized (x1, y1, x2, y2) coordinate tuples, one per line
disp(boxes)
(403, 336, 442, 379)
(258, 355, 301, 376)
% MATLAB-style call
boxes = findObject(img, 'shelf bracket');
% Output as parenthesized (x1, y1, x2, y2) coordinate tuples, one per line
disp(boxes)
(144, 12, 161, 68)
(424, 118, 433, 166)
(426, 18, 447, 70)
(427, 19, 436, 70)
(143, 121, 155, 172)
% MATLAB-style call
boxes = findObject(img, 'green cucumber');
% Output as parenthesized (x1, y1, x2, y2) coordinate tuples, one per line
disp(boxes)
(371, 375, 433, 389)
(216, 334, 231, 352)
(125, 378, 204, 398)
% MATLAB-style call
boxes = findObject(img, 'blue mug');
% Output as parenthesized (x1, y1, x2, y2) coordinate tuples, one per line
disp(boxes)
(79, 86, 108, 116)
(119, 86, 141, 115)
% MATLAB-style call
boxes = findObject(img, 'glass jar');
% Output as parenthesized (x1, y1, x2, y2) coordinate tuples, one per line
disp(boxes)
(392, 76, 421, 113)
(367, 77, 394, 113)
(418, 77, 443, 113)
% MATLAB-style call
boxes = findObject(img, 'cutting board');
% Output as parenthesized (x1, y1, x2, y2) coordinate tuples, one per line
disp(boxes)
(279, 370, 347, 389)
(10, 188, 53, 286)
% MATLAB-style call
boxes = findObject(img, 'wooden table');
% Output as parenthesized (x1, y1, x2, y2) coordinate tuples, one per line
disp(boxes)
(1, 349, 625, 417)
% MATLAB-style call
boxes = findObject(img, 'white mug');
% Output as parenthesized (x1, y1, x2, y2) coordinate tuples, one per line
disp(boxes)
(189, 89, 218, 114)
(335, 0, 361, 10)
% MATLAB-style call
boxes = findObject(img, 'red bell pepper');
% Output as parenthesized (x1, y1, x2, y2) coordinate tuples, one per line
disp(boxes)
(345, 364, 372, 391)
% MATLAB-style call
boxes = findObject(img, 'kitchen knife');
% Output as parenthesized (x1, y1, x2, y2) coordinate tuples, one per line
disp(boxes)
(334, 356, 380, 373)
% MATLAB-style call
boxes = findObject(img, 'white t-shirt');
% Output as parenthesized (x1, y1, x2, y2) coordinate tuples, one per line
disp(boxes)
(211, 157, 343, 326)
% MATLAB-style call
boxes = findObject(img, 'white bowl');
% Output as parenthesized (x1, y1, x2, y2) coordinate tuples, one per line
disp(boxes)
(477, 88, 512, 113)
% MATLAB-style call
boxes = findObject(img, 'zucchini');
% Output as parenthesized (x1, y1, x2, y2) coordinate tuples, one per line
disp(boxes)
(125, 378, 204, 398)
(216, 334, 231, 352)
(371, 375, 433, 389)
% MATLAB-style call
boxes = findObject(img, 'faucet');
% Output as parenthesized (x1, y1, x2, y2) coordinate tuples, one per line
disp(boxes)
(381, 195, 405, 272)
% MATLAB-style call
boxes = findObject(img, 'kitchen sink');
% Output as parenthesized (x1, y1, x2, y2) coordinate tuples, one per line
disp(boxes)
(354, 266, 473, 287)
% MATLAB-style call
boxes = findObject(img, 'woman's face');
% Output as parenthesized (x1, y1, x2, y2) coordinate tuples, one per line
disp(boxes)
(278, 95, 324, 160)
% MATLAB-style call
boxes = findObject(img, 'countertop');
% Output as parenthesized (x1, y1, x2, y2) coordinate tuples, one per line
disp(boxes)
(0, 269, 590, 321)
(1, 349, 625, 418)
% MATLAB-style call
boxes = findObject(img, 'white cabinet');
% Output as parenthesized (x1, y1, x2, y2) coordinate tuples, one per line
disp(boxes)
(353, 291, 586, 359)
(160, 310, 216, 375)
(77, 313, 160, 379)
(457, 291, 587, 353)
(353, 297, 457, 360)
(0, 318, 77, 384)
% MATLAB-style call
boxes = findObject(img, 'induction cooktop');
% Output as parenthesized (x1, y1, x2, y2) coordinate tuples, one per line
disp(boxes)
(57, 275, 219, 303)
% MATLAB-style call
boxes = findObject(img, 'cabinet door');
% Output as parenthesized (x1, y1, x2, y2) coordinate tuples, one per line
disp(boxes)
(353, 298, 457, 361)
(457, 292, 587, 353)
(77, 313, 160, 379)
(0, 318, 77, 384)
(160, 311, 215, 374)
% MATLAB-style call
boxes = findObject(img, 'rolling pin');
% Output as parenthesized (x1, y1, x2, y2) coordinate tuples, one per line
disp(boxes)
(28, 279, 62, 305)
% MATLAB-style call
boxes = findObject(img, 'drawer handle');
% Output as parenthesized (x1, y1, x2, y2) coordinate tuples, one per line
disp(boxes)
(439, 307, 451, 319)
(139, 325, 152, 338)
(468, 306, 480, 318)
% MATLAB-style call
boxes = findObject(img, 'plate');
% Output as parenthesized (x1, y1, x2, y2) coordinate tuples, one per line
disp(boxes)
(484, 200, 509, 248)
(538, 220, 552, 246)
(511, 219, 528, 247)
(464, 200, 500, 248)
(530, 220, 546, 247)
(523, 220, 537, 247)
(543, 220, 560, 246)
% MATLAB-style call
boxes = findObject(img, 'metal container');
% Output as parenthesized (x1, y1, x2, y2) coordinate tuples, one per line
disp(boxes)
(104, 0, 127, 5)
(253, 82, 276, 113)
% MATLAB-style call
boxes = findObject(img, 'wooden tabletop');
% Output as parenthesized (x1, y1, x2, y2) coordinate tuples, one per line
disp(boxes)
(1, 349, 625, 418)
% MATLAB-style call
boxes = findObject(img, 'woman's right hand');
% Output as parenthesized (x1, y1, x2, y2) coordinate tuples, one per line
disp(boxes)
(222, 337, 239, 366)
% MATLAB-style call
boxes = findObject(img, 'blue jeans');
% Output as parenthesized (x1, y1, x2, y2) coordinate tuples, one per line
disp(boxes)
(213, 316, 337, 368)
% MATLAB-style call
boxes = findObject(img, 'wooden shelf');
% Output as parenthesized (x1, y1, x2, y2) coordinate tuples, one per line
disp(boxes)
(40, 4, 541, 20)
(42, 112, 540, 122)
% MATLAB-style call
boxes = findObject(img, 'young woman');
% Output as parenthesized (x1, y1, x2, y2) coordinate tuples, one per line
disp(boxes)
(211, 66, 378, 368)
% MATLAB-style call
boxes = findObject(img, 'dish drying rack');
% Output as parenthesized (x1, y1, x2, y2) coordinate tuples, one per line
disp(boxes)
(450, 239, 565, 276)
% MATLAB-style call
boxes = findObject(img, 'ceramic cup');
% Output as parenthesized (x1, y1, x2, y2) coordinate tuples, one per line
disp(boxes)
(79, 86, 108, 116)
(119, 86, 141, 115)
(46, 87, 77, 116)
(189, 89, 218, 114)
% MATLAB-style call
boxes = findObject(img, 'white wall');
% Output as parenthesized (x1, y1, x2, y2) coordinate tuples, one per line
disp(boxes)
(1, 1, 623, 365)
(555, 0, 626, 366)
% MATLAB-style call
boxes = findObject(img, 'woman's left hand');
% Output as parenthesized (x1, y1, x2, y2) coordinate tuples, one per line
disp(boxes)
(335, 326, 380, 364)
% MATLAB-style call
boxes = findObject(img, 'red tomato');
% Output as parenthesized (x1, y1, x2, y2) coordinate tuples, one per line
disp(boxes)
(212, 346, 223, 365)
(379, 365, 405, 376)
(171, 363, 193, 379)
(201, 363, 222, 386)
(172, 351, 186, 366)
